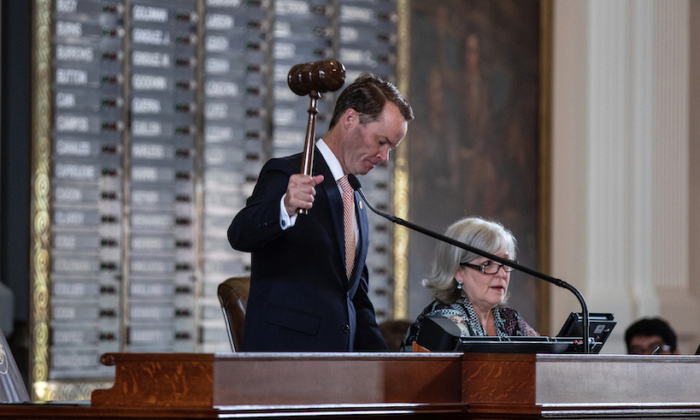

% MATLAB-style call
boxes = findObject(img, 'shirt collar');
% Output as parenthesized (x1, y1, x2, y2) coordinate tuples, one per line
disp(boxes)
(316, 139, 344, 182)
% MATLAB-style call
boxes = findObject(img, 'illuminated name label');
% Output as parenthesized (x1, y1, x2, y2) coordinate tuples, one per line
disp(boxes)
(55, 211, 85, 226)
(55, 164, 96, 179)
(56, 45, 94, 62)
(132, 284, 166, 296)
(132, 5, 168, 22)
(56, 68, 88, 85)
(132, 74, 167, 90)
(132, 121, 163, 137)
(205, 81, 238, 97)
(205, 35, 229, 52)
(273, 43, 295, 60)
(54, 258, 92, 271)
(340, 6, 374, 22)
(53, 353, 95, 368)
(132, 28, 170, 46)
(56, 21, 82, 37)
(131, 306, 170, 319)
(274, 89, 297, 102)
(54, 234, 77, 249)
(56, 139, 91, 156)
(56, 92, 76, 108)
(274, 108, 295, 125)
(131, 191, 160, 205)
(56, 0, 78, 13)
(132, 51, 171, 67)
(131, 260, 168, 272)
(340, 26, 359, 43)
(56, 116, 89, 132)
(132, 143, 165, 158)
(131, 329, 166, 342)
(340, 48, 370, 65)
(276, 0, 309, 16)
(205, 103, 228, 119)
(132, 167, 158, 181)
(205, 57, 229, 74)
(53, 307, 77, 320)
(132, 236, 165, 249)
(55, 186, 82, 202)
(205, 126, 233, 142)
(54, 331, 85, 344)
(207, 0, 241, 7)
(206, 14, 234, 30)
(274, 22, 291, 37)
(205, 149, 226, 165)
(132, 97, 161, 114)
(54, 282, 87, 297)
(132, 214, 171, 228)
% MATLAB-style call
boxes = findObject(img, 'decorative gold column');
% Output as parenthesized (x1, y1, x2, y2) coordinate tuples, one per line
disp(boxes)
(30, 0, 52, 402)
(393, 0, 410, 319)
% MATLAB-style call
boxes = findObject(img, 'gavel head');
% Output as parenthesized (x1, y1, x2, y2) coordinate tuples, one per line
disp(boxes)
(288, 59, 346, 96)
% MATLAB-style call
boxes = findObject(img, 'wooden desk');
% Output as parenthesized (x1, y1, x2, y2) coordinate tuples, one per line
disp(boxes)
(1, 352, 699, 419)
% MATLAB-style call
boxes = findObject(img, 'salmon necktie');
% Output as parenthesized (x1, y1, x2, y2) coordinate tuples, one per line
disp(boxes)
(338, 176, 355, 278)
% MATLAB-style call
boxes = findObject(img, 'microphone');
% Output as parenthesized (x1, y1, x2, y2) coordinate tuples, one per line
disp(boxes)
(347, 174, 592, 353)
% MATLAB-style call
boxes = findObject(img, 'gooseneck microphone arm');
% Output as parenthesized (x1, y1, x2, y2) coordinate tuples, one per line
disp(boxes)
(347, 175, 591, 354)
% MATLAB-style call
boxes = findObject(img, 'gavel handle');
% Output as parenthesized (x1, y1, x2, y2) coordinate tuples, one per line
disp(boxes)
(298, 91, 320, 215)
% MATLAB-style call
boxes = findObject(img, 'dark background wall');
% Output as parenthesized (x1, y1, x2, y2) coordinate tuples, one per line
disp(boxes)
(1, 0, 32, 386)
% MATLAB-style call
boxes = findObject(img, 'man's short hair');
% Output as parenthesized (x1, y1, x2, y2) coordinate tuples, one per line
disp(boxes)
(624, 317, 678, 353)
(328, 74, 414, 130)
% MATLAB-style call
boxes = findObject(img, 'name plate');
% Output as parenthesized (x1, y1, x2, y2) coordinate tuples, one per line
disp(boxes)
(52, 304, 99, 321)
(130, 258, 174, 273)
(51, 351, 100, 369)
(276, 0, 310, 16)
(205, 13, 234, 30)
(52, 329, 99, 346)
(130, 305, 175, 320)
(55, 163, 98, 180)
(132, 50, 171, 68)
(205, 80, 239, 97)
(132, 74, 169, 91)
(131, 166, 175, 183)
(132, 28, 170, 46)
(132, 5, 169, 23)
(131, 235, 174, 251)
(131, 213, 174, 229)
(53, 256, 100, 272)
(54, 210, 99, 227)
(207, 0, 243, 8)
(54, 233, 101, 250)
(131, 189, 175, 206)
(53, 281, 100, 298)
(54, 185, 100, 203)
(340, 6, 375, 23)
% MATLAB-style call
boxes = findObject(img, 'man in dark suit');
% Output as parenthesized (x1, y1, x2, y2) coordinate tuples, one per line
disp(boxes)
(228, 74, 413, 351)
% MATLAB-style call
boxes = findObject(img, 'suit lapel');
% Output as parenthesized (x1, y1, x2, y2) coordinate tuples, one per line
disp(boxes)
(349, 190, 369, 294)
(313, 149, 347, 281)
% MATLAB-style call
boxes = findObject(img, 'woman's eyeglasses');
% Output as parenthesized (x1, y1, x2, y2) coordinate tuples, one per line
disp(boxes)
(460, 260, 517, 274)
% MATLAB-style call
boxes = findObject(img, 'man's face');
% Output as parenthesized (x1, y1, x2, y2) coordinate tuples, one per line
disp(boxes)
(339, 102, 408, 175)
(628, 334, 672, 355)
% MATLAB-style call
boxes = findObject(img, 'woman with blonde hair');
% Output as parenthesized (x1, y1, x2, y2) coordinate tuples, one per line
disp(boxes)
(401, 217, 537, 350)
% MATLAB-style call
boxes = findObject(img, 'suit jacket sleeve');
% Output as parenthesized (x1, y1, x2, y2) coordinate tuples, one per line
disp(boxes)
(228, 158, 294, 253)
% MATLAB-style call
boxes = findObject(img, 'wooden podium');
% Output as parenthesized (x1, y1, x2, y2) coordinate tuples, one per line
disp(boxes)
(2, 352, 700, 419)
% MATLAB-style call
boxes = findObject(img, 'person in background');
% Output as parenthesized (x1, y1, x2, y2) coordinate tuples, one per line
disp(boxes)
(401, 217, 537, 351)
(625, 317, 679, 355)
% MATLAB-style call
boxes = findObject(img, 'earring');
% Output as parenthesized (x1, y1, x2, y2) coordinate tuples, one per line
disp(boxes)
(456, 279, 462, 290)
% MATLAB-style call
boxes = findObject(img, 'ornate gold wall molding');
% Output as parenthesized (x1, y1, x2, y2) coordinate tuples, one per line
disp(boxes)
(393, 0, 410, 319)
(31, 0, 52, 401)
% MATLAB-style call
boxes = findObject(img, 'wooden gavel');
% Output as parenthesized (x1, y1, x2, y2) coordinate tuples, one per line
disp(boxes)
(287, 59, 346, 214)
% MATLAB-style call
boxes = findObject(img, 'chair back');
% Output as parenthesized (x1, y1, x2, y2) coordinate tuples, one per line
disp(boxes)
(0, 328, 29, 402)
(217, 276, 251, 352)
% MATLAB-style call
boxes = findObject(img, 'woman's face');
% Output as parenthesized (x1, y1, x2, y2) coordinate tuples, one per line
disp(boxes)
(455, 251, 511, 313)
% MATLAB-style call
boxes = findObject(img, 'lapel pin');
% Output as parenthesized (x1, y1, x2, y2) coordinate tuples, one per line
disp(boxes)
(359, 201, 363, 210)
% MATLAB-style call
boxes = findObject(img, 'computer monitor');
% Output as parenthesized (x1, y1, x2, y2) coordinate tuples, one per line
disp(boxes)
(555, 312, 616, 354)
